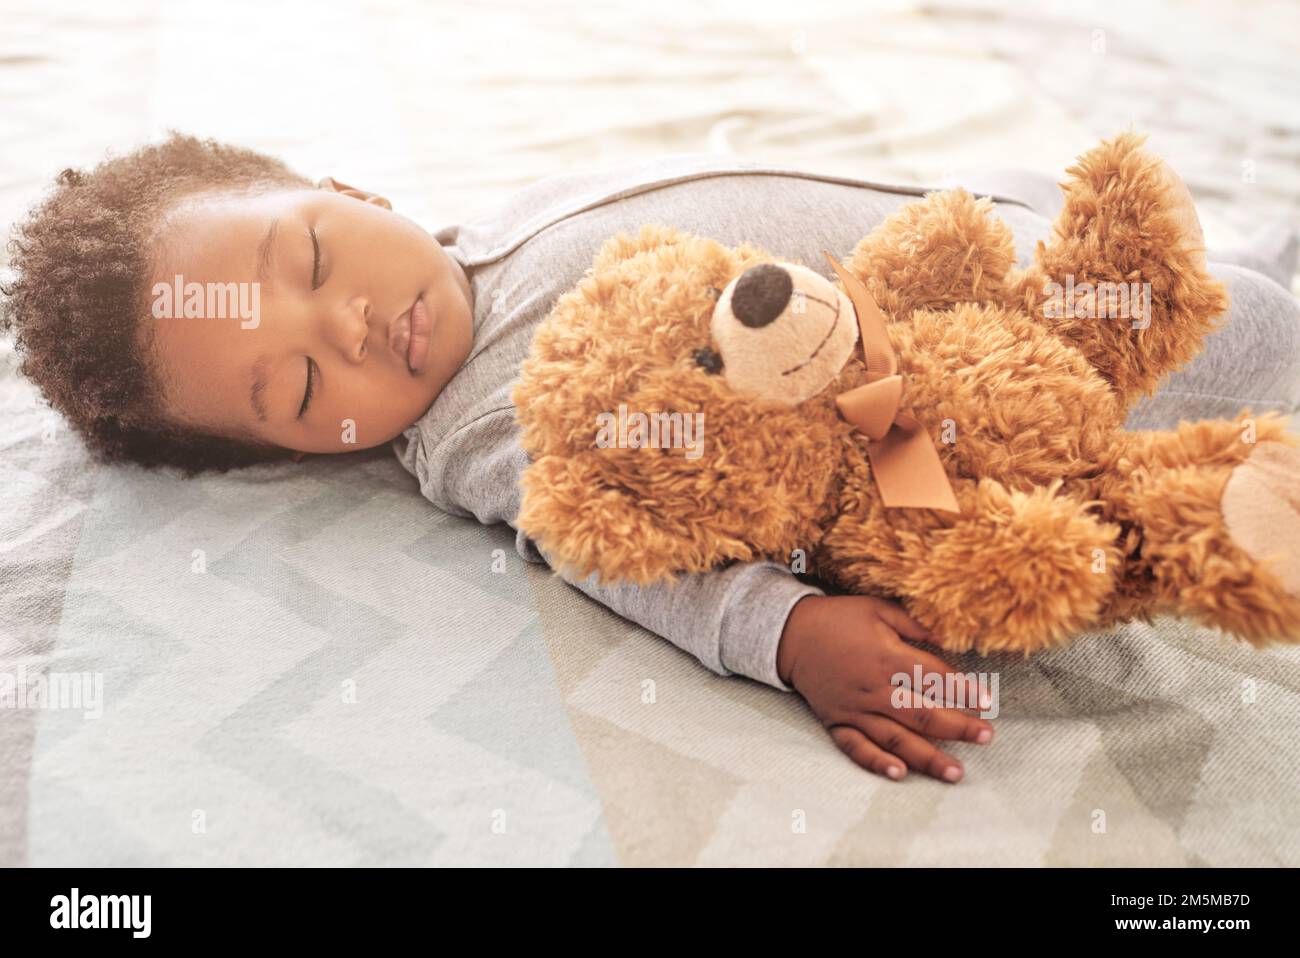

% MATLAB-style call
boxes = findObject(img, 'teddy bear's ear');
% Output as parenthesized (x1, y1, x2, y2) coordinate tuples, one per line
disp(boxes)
(517, 452, 755, 587)
(590, 224, 694, 274)
(847, 188, 1016, 318)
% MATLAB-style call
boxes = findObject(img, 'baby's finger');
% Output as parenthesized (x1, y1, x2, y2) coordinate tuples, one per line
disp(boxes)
(869, 599, 931, 641)
(859, 714, 965, 783)
(828, 725, 907, 781)
(892, 645, 992, 711)
(888, 692, 994, 744)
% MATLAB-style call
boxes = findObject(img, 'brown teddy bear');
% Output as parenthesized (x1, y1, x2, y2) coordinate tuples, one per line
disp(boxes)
(513, 132, 1300, 655)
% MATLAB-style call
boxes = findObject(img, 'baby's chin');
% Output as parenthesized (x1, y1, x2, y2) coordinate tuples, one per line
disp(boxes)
(424, 291, 475, 384)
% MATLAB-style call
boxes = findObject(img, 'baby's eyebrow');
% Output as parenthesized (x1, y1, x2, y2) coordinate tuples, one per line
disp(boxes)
(249, 353, 271, 422)
(255, 219, 279, 285)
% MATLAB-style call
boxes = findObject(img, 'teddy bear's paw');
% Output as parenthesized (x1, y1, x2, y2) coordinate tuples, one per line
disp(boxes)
(1150, 157, 1208, 275)
(1032, 134, 1229, 406)
(902, 482, 1121, 655)
(1221, 441, 1300, 620)
(1058, 136, 1208, 274)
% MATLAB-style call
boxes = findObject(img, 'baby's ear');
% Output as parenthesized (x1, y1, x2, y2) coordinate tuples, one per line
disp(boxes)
(591, 224, 693, 273)
(317, 176, 392, 210)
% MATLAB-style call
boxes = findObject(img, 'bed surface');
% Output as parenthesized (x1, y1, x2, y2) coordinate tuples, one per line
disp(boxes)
(2, 0, 1298, 865)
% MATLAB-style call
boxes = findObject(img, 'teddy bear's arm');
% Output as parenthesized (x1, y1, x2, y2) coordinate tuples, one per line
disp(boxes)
(517, 453, 758, 586)
(1002, 132, 1228, 408)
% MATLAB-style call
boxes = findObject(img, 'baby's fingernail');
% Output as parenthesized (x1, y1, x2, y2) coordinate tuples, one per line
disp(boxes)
(976, 728, 992, 744)
(943, 766, 962, 783)
(887, 765, 904, 780)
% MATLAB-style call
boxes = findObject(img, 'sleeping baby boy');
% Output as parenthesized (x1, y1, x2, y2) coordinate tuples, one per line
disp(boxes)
(6, 134, 1299, 783)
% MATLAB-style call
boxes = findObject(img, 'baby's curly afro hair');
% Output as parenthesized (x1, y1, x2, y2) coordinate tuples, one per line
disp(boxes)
(1, 132, 311, 473)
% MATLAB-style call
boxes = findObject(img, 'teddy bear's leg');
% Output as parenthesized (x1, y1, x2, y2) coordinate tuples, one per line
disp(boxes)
(1090, 413, 1300, 643)
(845, 188, 1018, 320)
(1004, 132, 1229, 408)
(819, 475, 1123, 655)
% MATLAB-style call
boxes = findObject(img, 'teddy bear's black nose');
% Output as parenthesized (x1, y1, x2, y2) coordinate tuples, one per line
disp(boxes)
(730, 263, 793, 328)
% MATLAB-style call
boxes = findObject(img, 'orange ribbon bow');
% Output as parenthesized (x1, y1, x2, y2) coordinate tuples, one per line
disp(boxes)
(823, 251, 960, 513)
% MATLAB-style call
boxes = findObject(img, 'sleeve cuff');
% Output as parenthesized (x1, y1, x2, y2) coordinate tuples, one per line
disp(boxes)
(717, 562, 824, 692)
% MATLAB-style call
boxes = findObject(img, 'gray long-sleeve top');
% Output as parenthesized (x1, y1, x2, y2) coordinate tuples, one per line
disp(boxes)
(393, 154, 1048, 690)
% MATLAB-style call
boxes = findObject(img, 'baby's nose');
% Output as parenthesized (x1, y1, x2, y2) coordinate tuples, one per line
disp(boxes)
(730, 263, 792, 328)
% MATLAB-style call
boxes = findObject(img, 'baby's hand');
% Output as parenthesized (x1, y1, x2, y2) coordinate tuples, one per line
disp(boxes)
(777, 594, 994, 783)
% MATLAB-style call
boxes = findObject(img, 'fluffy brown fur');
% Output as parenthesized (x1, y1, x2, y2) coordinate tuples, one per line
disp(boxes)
(514, 133, 1300, 654)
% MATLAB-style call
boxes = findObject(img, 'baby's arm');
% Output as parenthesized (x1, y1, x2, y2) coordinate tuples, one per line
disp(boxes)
(411, 414, 809, 689)
(541, 545, 816, 690)
(548, 549, 994, 783)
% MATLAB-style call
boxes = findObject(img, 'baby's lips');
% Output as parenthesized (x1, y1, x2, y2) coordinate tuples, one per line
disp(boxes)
(406, 296, 433, 373)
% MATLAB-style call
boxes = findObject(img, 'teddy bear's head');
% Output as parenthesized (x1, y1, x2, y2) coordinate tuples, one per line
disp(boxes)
(513, 224, 865, 584)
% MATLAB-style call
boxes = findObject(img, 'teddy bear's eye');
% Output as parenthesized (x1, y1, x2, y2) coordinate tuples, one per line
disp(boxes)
(693, 346, 724, 374)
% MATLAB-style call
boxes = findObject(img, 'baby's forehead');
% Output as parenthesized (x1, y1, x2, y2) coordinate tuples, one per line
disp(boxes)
(154, 187, 304, 242)
(148, 188, 310, 285)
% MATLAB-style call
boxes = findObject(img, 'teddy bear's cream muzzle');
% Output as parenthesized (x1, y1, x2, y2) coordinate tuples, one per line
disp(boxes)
(709, 261, 859, 406)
